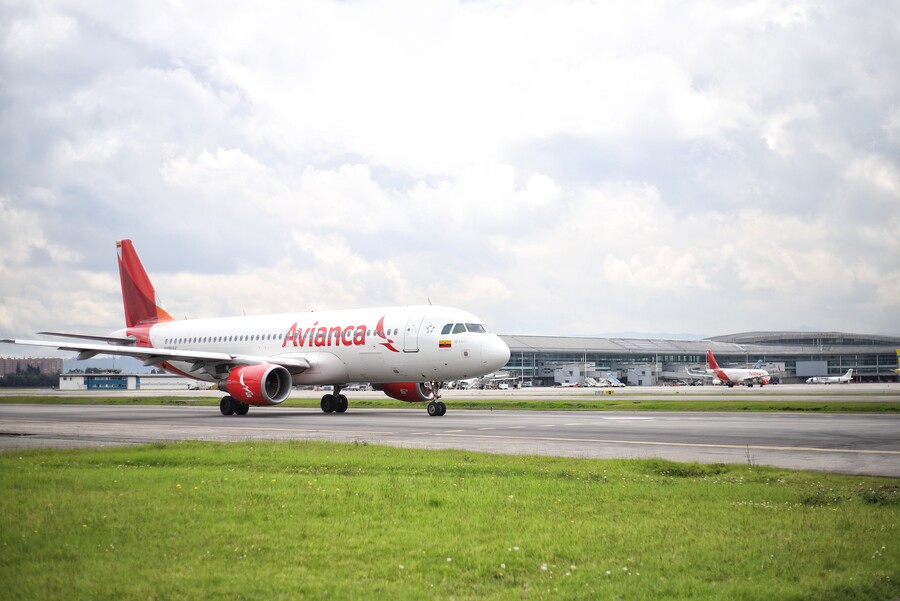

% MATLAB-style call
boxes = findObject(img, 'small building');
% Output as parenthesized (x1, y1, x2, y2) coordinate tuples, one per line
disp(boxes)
(59, 372, 205, 391)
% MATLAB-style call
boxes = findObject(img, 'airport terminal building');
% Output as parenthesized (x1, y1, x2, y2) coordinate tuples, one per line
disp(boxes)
(498, 331, 900, 386)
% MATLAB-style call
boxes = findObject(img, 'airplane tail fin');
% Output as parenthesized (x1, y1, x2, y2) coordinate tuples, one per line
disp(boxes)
(116, 240, 174, 328)
(752, 359, 764, 369)
(706, 350, 720, 370)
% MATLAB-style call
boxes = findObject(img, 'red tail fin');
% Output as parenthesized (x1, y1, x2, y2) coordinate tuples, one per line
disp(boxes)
(706, 350, 720, 370)
(116, 240, 174, 327)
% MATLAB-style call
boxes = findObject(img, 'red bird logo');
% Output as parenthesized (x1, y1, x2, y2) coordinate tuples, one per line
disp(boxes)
(375, 316, 399, 353)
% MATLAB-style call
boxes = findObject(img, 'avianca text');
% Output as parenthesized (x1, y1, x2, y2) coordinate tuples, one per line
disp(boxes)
(283, 322, 368, 348)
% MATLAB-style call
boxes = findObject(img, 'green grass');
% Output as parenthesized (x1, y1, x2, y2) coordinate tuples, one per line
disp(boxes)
(1, 394, 899, 413)
(1, 442, 897, 600)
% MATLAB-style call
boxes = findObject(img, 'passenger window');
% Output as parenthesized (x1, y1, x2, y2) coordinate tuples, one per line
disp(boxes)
(452, 323, 466, 334)
(441, 324, 452, 335)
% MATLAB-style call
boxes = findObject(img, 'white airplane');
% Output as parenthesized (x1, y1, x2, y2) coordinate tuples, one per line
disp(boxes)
(704, 350, 770, 388)
(806, 369, 853, 385)
(1, 240, 510, 417)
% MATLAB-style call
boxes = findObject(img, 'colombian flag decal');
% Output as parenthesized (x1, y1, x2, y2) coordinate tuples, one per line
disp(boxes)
(439, 340, 452, 349)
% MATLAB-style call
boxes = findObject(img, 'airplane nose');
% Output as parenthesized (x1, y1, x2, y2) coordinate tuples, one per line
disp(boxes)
(484, 335, 511, 371)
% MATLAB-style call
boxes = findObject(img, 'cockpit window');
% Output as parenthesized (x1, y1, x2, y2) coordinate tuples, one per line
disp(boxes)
(452, 323, 466, 334)
(441, 324, 453, 335)
(465, 323, 486, 333)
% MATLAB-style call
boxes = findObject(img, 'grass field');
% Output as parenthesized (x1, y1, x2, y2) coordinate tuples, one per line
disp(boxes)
(1, 394, 899, 413)
(1, 441, 897, 600)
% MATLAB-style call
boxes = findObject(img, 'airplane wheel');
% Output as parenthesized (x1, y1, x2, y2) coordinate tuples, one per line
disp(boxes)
(438, 401, 447, 416)
(336, 394, 348, 413)
(427, 401, 440, 417)
(321, 394, 335, 413)
(235, 402, 250, 415)
(220, 396, 236, 416)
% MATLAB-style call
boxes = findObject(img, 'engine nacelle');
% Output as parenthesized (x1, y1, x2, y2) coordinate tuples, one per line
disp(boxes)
(223, 364, 292, 406)
(374, 382, 435, 403)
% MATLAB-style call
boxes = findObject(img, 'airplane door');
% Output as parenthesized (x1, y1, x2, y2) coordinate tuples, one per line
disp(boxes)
(403, 312, 426, 352)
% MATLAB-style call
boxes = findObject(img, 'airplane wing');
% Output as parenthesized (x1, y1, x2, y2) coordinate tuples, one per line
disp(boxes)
(685, 368, 714, 379)
(0, 338, 310, 374)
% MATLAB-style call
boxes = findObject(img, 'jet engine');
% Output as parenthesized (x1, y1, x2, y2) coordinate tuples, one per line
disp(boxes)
(374, 382, 435, 403)
(223, 364, 292, 406)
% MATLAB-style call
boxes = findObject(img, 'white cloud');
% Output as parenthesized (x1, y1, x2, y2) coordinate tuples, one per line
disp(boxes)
(1, 0, 899, 352)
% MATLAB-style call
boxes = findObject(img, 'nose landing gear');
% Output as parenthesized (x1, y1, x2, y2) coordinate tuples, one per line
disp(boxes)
(427, 400, 447, 416)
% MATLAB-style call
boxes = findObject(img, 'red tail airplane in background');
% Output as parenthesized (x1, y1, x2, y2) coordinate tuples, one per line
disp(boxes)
(704, 350, 770, 388)
(2, 240, 510, 416)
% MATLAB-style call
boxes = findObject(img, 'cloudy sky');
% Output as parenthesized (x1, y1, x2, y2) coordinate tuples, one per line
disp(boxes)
(2, 0, 899, 356)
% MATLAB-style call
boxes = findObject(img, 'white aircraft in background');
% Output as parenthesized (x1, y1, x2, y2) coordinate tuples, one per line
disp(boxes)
(806, 369, 853, 385)
(1, 240, 510, 417)
(703, 350, 770, 388)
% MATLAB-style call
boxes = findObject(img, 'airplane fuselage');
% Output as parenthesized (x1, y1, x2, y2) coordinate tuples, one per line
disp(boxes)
(714, 368, 769, 385)
(805, 370, 852, 384)
(115, 305, 510, 386)
(704, 351, 770, 387)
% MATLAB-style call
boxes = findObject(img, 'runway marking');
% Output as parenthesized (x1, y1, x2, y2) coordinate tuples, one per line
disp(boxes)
(422, 432, 900, 455)
(478, 427, 496, 431)
(7, 419, 900, 457)
(6, 420, 400, 438)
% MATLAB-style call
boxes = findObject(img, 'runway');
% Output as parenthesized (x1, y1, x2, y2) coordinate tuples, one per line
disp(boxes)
(1, 403, 898, 477)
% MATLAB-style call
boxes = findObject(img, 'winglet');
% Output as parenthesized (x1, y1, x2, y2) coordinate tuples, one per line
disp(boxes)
(116, 240, 174, 327)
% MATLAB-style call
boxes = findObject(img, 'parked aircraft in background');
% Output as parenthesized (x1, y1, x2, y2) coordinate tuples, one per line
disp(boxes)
(1, 240, 510, 417)
(703, 350, 770, 388)
(806, 369, 853, 384)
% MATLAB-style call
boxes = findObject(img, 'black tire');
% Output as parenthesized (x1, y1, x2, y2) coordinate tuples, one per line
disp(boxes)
(220, 396, 236, 416)
(235, 402, 250, 415)
(438, 401, 447, 416)
(336, 394, 348, 413)
(321, 394, 335, 413)
(427, 402, 440, 416)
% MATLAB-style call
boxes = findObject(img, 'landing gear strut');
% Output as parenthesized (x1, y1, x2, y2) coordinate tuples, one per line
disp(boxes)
(320, 385, 349, 413)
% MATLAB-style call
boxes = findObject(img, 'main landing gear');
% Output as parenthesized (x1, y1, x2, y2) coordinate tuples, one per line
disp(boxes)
(220, 395, 250, 416)
(320, 385, 349, 413)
